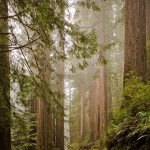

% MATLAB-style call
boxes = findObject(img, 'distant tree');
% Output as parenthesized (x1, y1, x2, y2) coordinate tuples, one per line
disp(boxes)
(56, 31, 65, 150)
(34, 48, 52, 150)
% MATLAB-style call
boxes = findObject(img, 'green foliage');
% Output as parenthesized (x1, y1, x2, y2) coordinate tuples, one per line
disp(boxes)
(107, 112, 150, 150)
(11, 70, 36, 150)
(80, 135, 91, 148)
(78, 0, 100, 11)
(68, 143, 80, 150)
(11, 111, 36, 150)
(107, 75, 150, 150)
(70, 93, 81, 143)
(123, 75, 150, 116)
(104, 42, 116, 51)
(69, 137, 101, 150)
(80, 137, 101, 150)
(11, 0, 99, 64)
(69, 29, 98, 57)
(2, 0, 100, 148)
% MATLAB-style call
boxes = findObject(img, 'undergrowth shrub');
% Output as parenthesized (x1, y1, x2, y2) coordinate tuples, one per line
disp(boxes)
(68, 136, 101, 150)
(107, 75, 150, 150)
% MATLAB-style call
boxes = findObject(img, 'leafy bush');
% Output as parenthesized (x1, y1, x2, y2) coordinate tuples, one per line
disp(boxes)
(107, 75, 150, 150)
(11, 111, 36, 150)
(11, 73, 36, 150)
(68, 143, 80, 150)
(69, 136, 101, 150)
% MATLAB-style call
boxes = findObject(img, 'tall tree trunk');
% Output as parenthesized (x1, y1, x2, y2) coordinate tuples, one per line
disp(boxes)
(125, 0, 147, 80)
(40, 51, 51, 150)
(55, 29, 65, 149)
(0, 0, 11, 149)
(99, 1, 107, 142)
(80, 84, 85, 140)
(91, 0, 108, 146)
(34, 48, 52, 150)
(56, 59, 64, 150)
(146, 0, 150, 74)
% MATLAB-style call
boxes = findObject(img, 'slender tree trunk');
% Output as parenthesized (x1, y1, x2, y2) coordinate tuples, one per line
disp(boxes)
(80, 84, 85, 140)
(0, 0, 11, 149)
(56, 60, 64, 150)
(98, 53, 106, 150)
(99, 1, 107, 143)
(84, 88, 90, 137)
(55, 29, 65, 149)
(125, 0, 147, 80)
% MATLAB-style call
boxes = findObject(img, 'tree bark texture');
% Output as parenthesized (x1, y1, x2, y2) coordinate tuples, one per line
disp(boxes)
(125, 0, 147, 80)
(33, 48, 52, 150)
(39, 53, 51, 150)
(0, 0, 11, 149)
(56, 60, 64, 150)
(146, 0, 150, 74)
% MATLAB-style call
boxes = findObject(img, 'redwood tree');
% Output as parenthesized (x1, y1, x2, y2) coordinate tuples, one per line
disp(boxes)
(34, 47, 52, 150)
(146, 0, 150, 74)
(124, 0, 147, 80)
(56, 51, 64, 150)
(0, 0, 11, 149)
